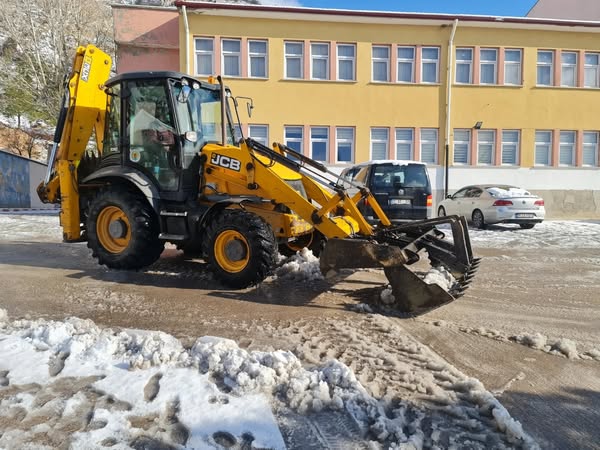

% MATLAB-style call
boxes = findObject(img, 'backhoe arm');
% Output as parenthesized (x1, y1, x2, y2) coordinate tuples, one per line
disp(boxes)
(37, 45, 112, 241)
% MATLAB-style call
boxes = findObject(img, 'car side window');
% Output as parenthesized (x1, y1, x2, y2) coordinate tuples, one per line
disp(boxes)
(452, 188, 470, 199)
(354, 167, 369, 184)
(466, 188, 482, 198)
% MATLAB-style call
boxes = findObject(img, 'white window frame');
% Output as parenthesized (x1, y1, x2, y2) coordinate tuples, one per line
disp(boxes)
(504, 49, 522, 85)
(284, 126, 303, 154)
(583, 131, 599, 166)
(477, 130, 496, 165)
(310, 42, 330, 80)
(420, 128, 438, 164)
(422, 47, 440, 84)
(221, 38, 241, 77)
(397, 46, 415, 83)
(194, 37, 214, 76)
(535, 130, 553, 166)
(248, 40, 268, 79)
(284, 41, 304, 79)
(310, 126, 329, 162)
(335, 127, 354, 163)
(337, 43, 356, 81)
(372, 45, 390, 82)
(370, 128, 389, 160)
(584, 52, 600, 88)
(480, 48, 498, 85)
(453, 129, 471, 165)
(501, 130, 520, 166)
(537, 50, 554, 86)
(559, 130, 576, 166)
(456, 48, 473, 84)
(561, 51, 578, 87)
(248, 125, 269, 146)
(394, 128, 414, 160)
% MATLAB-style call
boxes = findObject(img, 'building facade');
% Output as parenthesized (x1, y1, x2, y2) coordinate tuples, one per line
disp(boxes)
(528, 0, 600, 21)
(0, 150, 50, 209)
(113, 2, 600, 217)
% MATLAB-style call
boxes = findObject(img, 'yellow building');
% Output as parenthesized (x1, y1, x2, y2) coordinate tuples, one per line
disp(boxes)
(114, 2, 600, 217)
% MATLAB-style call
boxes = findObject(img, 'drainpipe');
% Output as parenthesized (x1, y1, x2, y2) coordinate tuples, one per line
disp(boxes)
(444, 19, 459, 198)
(182, 5, 190, 74)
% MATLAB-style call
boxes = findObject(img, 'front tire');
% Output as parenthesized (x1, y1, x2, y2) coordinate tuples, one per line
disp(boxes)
(471, 209, 486, 229)
(204, 209, 277, 288)
(278, 230, 325, 257)
(87, 189, 164, 269)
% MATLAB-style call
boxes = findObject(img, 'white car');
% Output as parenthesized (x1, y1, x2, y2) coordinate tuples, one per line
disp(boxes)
(438, 184, 545, 229)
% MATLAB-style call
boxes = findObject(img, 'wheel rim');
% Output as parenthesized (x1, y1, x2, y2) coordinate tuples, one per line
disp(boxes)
(96, 206, 131, 254)
(214, 230, 250, 273)
(473, 211, 483, 227)
(286, 232, 314, 253)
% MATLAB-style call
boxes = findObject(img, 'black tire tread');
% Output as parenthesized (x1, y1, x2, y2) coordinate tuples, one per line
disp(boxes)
(203, 209, 277, 288)
(86, 188, 164, 270)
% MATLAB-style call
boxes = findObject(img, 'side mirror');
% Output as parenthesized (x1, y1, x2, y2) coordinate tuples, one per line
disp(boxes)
(177, 84, 192, 103)
(446, 194, 453, 199)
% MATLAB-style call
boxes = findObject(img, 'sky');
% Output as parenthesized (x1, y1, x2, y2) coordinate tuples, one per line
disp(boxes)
(283, 0, 539, 17)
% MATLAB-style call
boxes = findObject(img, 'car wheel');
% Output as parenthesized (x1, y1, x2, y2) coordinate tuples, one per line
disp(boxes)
(519, 223, 535, 229)
(437, 206, 446, 217)
(471, 209, 486, 229)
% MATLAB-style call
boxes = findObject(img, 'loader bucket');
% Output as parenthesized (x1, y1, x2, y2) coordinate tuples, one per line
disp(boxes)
(319, 215, 480, 315)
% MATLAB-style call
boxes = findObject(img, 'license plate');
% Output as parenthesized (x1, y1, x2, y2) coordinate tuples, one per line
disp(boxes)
(390, 199, 411, 205)
(516, 213, 534, 218)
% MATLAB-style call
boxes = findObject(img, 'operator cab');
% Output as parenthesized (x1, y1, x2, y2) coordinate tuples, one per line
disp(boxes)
(101, 72, 238, 201)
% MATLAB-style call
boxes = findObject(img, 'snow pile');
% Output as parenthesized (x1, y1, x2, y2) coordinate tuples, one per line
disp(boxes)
(0, 214, 62, 241)
(486, 187, 532, 198)
(275, 248, 324, 281)
(380, 286, 395, 304)
(423, 266, 456, 291)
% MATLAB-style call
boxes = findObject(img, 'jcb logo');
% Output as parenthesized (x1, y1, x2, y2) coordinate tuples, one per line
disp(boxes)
(210, 153, 241, 172)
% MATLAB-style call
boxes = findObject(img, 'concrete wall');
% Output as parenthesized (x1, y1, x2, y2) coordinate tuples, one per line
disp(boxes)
(0, 150, 49, 209)
(528, 0, 600, 20)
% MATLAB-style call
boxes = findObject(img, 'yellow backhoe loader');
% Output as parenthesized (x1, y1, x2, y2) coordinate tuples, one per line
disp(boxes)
(37, 45, 480, 314)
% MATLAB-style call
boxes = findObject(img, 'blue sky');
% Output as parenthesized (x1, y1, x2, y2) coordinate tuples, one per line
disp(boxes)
(293, 1, 539, 17)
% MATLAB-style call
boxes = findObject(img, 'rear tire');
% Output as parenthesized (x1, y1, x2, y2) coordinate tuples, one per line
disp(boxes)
(471, 209, 486, 229)
(87, 188, 164, 269)
(519, 223, 535, 229)
(204, 209, 277, 288)
(437, 206, 446, 217)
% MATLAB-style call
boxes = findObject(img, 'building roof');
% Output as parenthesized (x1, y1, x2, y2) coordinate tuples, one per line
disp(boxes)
(0, 148, 47, 167)
(174, 1, 600, 31)
(527, 0, 600, 21)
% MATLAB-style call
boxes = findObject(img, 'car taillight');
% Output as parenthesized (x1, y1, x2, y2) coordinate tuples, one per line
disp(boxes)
(534, 199, 545, 206)
(426, 195, 432, 207)
(493, 200, 513, 206)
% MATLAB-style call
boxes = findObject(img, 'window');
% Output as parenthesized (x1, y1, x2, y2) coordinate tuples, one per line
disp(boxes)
(501, 130, 520, 165)
(372, 46, 390, 82)
(397, 47, 415, 83)
(310, 127, 329, 161)
(248, 125, 268, 146)
(504, 49, 522, 85)
(222, 39, 241, 77)
(535, 130, 552, 166)
(285, 42, 304, 79)
(456, 48, 473, 84)
(337, 44, 356, 81)
(480, 49, 498, 84)
(371, 128, 389, 159)
(584, 53, 600, 88)
(311, 43, 329, 80)
(561, 52, 577, 87)
(248, 40, 268, 78)
(422, 47, 440, 83)
(477, 130, 495, 165)
(195, 37, 214, 76)
(336, 127, 354, 162)
(395, 128, 413, 159)
(559, 131, 576, 166)
(285, 126, 303, 153)
(420, 129, 438, 164)
(537, 50, 554, 86)
(583, 131, 599, 166)
(453, 129, 471, 164)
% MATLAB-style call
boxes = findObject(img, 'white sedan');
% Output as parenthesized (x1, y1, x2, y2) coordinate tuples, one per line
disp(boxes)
(438, 184, 545, 229)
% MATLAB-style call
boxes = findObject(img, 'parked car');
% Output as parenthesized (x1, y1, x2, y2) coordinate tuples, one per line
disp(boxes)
(340, 160, 432, 222)
(437, 184, 545, 229)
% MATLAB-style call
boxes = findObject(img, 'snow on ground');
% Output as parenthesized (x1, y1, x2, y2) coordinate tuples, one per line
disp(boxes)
(0, 212, 61, 242)
(0, 310, 539, 449)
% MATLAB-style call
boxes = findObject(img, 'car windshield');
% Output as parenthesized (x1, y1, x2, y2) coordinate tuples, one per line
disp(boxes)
(486, 186, 532, 197)
(371, 164, 428, 189)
